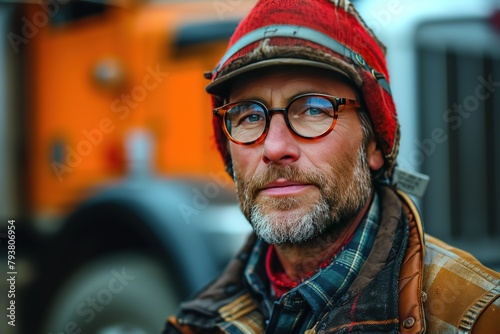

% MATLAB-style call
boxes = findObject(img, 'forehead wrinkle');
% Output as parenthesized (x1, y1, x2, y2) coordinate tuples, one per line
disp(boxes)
(230, 77, 288, 108)
(229, 67, 357, 107)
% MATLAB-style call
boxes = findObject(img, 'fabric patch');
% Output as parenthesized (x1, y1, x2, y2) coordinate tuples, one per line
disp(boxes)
(425, 266, 485, 327)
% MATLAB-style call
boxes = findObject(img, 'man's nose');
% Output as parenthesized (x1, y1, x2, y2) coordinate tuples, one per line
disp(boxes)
(262, 114, 300, 164)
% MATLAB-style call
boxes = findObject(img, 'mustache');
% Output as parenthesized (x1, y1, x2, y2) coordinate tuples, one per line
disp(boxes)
(243, 165, 327, 199)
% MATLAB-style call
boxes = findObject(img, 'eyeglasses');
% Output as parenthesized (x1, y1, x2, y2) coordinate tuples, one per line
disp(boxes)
(214, 93, 360, 145)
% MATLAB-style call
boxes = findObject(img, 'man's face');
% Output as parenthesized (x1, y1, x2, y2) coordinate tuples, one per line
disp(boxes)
(228, 67, 383, 245)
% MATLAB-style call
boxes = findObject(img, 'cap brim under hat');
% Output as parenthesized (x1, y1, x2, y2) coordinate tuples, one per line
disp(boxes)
(205, 58, 352, 96)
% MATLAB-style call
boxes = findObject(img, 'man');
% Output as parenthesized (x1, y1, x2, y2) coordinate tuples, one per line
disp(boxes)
(165, 0, 500, 333)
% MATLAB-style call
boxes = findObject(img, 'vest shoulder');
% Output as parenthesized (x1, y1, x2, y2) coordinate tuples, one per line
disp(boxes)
(424, 234, 500, 280)
(422, 234, 500, 333)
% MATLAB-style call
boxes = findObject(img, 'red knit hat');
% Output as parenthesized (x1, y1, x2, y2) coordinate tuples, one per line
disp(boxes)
(206, 0, 399, 174)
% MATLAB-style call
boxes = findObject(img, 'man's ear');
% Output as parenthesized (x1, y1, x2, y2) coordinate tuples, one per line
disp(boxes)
(367, 140, 384, 171)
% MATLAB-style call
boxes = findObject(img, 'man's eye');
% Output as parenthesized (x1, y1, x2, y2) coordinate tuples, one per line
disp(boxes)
(305, 107, 324, 116)
(244, 114, 263, 123)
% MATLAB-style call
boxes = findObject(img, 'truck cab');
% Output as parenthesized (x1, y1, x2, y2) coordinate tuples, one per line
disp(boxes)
(0, 1, 255, 333)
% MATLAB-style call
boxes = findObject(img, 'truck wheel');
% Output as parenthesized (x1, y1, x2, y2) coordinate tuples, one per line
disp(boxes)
(42, 252, 180, 334)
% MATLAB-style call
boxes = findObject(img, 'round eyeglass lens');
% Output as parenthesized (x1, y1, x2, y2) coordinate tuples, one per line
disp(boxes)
(288, 96, 335, 137)
(225, 103, 266, 143)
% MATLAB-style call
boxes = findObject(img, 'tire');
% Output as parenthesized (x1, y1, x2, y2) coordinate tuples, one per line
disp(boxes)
(42, 252, 180, 334)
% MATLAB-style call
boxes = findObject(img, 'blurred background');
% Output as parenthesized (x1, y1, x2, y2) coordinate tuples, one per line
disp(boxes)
(0, 0, 498, 333)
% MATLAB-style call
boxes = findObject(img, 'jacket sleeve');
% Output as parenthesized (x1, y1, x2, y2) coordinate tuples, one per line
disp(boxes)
(472, 296, 500, 334)
(163, 316, 223, 334)
(163, 317, 195, 334)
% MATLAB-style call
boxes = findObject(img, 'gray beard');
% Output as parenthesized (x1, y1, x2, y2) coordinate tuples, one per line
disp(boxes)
(250, 197, 331, 244)
(236, 143, 373, 245)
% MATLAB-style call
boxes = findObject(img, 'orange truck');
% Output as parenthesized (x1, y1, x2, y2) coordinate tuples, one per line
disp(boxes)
(0, 1, 255, 333)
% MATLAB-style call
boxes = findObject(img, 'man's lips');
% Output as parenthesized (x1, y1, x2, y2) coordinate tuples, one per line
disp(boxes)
(258, 179, 313, 196)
